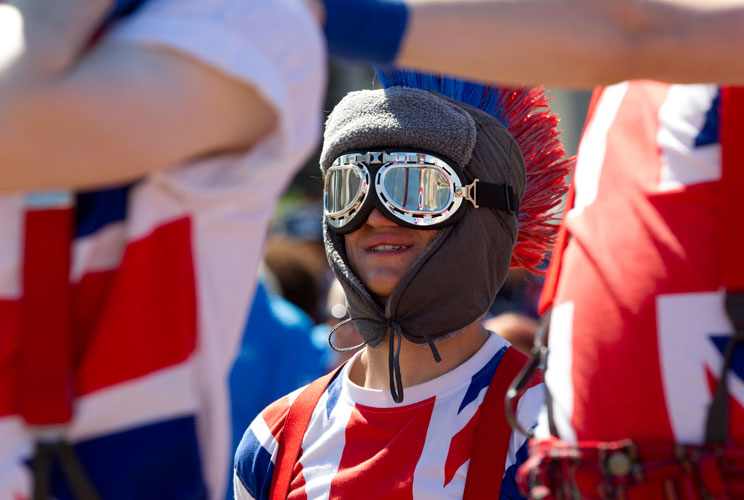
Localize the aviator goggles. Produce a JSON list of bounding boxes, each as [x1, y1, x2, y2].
[[324, 151, 519, 234]]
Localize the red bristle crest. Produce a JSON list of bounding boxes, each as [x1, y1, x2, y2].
[[493, 86, 573, 274]]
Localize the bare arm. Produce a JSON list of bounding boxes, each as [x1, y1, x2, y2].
[[0, 0, 277, 192], [393, 0, 744, 87], [306, 0, 744, 87], [397, 0, 744, 87]]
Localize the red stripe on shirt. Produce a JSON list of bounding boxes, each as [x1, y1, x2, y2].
[[444, 406, 480, 487], [329, 398, 435, 500]]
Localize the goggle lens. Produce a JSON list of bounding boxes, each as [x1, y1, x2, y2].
[[325, 167, 363, 215], [382, 166, 453, 214]]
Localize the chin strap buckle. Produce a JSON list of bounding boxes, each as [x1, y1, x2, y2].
[[455, 178, 480, 209]]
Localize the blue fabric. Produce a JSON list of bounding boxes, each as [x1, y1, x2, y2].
[[458, 345, 508, 414], [103, 0, 148, 27], [226, 281, 328, 499], [499, 437, 531, 499], [50, 417, 207, 500], [325, 371, 344, 419], [711, 334, 744, 381], [234, 428, 275, 500], [324, 0, 408, 64], [695, 88, 721, 148], [75, 185, 132, 237]]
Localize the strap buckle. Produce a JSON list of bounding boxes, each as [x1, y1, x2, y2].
[[455, 179, 480, 209]]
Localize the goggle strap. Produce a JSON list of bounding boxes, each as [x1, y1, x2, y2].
[[463, 181, 519, 214]]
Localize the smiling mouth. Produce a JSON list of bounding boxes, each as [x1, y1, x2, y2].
[[368, 244, 409, 253]]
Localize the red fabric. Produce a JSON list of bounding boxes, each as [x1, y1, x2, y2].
[[2, 216, 197, 420], [463, 346, 528, 500], [270, 365, 344, 500], [18, 207, 74, 425], [329, 398, 435, 499], [445, 404, 482, 487], [719, 87, 744, 291], [72, 218, 196, 395], [0, 300, 20, 416]]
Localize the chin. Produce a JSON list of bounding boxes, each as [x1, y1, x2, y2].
[[364, 276, 400, 299]]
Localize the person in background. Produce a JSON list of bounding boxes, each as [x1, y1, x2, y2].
[[264, 207, 330, 324], [0, 0, 325, 498]]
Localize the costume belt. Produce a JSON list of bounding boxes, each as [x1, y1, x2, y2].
[[518, 438, 744, 500]]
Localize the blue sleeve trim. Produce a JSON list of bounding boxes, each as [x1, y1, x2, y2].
[[324, 0, 409, 65]]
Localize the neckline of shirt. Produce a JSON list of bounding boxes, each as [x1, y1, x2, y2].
[[340, 331, 508, 409]]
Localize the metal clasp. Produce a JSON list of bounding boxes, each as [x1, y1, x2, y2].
[[455, 178, 479, 208]]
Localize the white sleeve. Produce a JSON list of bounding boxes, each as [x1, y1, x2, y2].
[[105, 0, 327, 199]]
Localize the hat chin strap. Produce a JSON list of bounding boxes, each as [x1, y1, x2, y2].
[[327, 312, 442, 404]]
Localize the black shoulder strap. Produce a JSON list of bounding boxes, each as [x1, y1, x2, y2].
[[705, 86, 744, 444]]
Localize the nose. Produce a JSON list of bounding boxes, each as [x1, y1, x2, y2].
[[365, 208, 397, 228]]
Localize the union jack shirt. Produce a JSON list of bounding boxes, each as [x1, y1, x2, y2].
[[234, 333, 543, 500], [0, 0, 326, 498], [539, 82, 744, 445]]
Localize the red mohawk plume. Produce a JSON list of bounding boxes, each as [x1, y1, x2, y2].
[[494, 86, 573, 273]]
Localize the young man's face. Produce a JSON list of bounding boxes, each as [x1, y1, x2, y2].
[[344, 208, 439, 300]]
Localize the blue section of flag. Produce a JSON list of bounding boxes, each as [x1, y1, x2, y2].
[[695, 89, 721, 148], [234, 428, 275, 500], [458, 345, 508, 414], [499, 437, 530, 499], [75, 185, 132, 238], [50, 416, 207, 500], [710, 334, 744, 381], [325, 370, 343, 419]]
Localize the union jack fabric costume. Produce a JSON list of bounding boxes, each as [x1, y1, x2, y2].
[[0, 0, 326, 498], [539, 82, 743, 445], [521, 82, 744, 498], [234, 333, 543, 500]]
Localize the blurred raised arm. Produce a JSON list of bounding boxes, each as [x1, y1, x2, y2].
[[0, 0, 280, 191], [309, 0, 744, 87], [397, 0, 744, 87]]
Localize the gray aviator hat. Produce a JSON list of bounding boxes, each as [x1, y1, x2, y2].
[[321, 87, 527, 402]]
